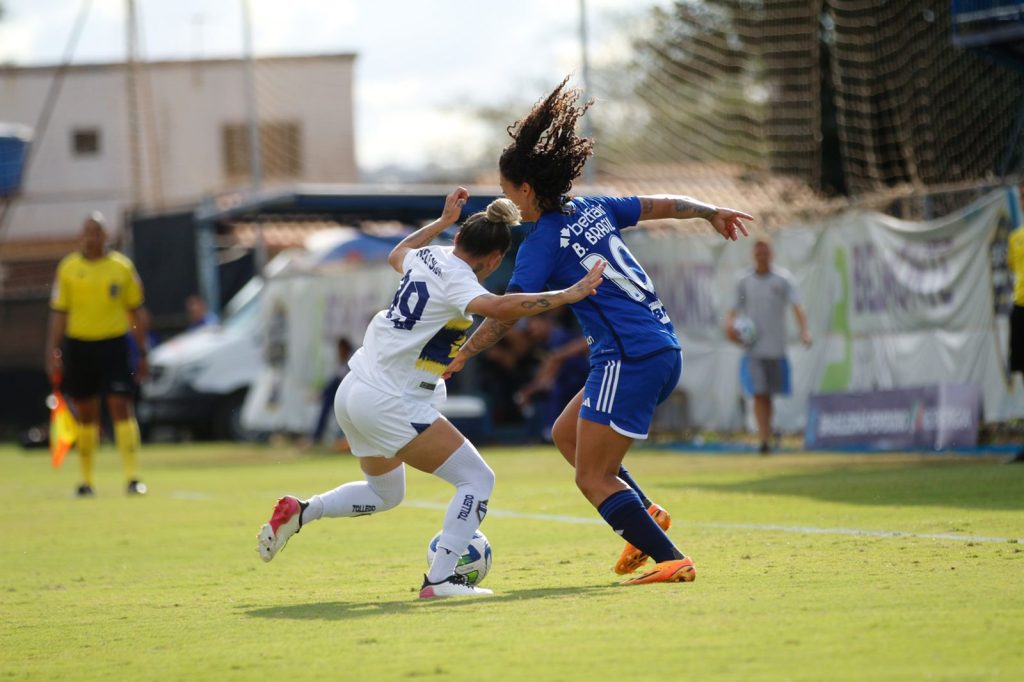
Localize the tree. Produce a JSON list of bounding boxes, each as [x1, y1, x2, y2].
[[612, 0, 1024, 198], [592, 1, 827, 190]]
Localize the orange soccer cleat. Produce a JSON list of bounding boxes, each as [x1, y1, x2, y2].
[[614, 503, 673, 575], [619, 557, 696, 585]]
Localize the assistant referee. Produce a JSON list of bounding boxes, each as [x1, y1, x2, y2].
[[45, 213, 151, 496]]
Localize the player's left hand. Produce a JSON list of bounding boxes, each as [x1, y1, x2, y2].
[[708, 207, 753, 241], [443, 354, 467, 380]]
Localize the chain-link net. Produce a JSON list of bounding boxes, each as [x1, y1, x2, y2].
[[591, 0, 1024, 222]]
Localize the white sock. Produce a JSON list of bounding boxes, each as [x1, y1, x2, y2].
[[301, 464, 406, 525], [425, 441, 495, 583]]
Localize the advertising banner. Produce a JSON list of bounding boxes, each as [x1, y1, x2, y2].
[[626, 188, 1024, 433], [241, 188, 1023, 439], [805, 383, 982, 450]]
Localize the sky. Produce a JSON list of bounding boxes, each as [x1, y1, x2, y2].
[[0, 0, 671, 172]]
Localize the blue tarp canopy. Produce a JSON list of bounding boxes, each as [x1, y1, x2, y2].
[[0, 123, 32, 198], [311, 232, 407, 265]]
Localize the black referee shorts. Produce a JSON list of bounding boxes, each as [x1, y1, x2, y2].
[[1011, 305, 1024, 375], [62, 335, 135, 399]]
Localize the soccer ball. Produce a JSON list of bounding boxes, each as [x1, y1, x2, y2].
[[426, 530, 492, 585], [732, 315, 758, 347]]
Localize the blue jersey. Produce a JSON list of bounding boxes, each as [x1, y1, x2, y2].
[[507, 196, 680, 361]]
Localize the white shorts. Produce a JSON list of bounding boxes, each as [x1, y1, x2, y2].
[[333, 373, 441, 457]]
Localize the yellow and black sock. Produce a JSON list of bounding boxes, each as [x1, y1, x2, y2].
[[77, 422, 100, 488], [114, 418, 141, 483]]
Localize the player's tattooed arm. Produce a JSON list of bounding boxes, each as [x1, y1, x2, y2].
[[638, 197, 656, 218], [635, 194, 753, 241], [447, 262, 606, 379], [465, 260, 605, 323], [519, 297, 552, 310], [673, 197, 718, 219], [636, 195, 718, 221], [463, 318, 516, 359], [444, 318, 516, 379]]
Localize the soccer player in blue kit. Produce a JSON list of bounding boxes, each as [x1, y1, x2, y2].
[[447, 77, 753, 585]]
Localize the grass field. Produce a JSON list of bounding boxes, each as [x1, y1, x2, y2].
[[2, 442, 1023, 681]]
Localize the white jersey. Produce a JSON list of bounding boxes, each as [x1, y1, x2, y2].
[[348, 246, 489, 398]]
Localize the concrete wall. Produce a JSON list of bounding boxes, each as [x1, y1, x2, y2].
[[0, 54, 356, 241]]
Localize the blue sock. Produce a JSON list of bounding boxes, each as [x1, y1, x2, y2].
[[617, 466, 652, 507], [597, 489, 682, 563]]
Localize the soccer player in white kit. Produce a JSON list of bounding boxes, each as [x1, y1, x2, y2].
[[257, 187, 605, 598]]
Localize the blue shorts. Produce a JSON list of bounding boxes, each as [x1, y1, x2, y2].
[[579, 350, 683, 439], [739, 356, 791, 397]]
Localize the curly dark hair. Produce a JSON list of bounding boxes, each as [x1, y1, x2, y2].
[[499, 76, 594, 213]]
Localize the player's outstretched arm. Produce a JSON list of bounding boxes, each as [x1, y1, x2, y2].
[[465, 259, 605, 323], [636, 195, 753, 242], [387, 186, 469, 272], [444, 261, 606, 379]]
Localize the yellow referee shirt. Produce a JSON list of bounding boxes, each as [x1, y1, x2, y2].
[[1011, 228, 1024, 307], [50, 251, 144, 341]]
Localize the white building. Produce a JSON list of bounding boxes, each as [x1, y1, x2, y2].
[[0, 53, 357, 242]]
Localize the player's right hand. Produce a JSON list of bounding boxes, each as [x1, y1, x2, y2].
[[565, 259, 606, 303], [709, 207, 753, 241], [441, 186, 470, 225]]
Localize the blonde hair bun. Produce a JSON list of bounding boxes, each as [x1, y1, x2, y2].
[[485, 198, 522, 227]]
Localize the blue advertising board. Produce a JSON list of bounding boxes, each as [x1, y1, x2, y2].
[[805, 384, 982, 451]]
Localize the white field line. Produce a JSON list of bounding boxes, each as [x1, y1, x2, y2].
[[170, 490, 214, 500], [405, 500, 1024, 545]]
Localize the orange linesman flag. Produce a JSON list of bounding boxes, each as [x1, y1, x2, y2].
[[48, 370, 77, 469]]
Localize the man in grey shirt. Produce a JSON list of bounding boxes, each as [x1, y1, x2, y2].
[[725, 236, 811, 454]]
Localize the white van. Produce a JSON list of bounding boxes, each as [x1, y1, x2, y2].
[[137, 236, 394, 441], [139, 234, 490, 442], [138, 273, 265, 441]]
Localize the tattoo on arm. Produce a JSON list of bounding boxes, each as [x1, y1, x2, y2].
[[520, 297, 551, 310], [638, 196, 717, 221], [463, 318, 514, 357], [673, 197, 717, 220], [639, 197, 655, 219]]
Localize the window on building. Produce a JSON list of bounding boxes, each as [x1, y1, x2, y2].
[[222, 121, 303, 180], [72, 128, 100, 157]]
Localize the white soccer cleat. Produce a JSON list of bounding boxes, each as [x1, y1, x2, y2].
[[418, 574, 494, 599], [257, 495, 304, 563]]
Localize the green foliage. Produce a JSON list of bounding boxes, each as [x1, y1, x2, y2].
[[2, 443, 1022, 680]]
